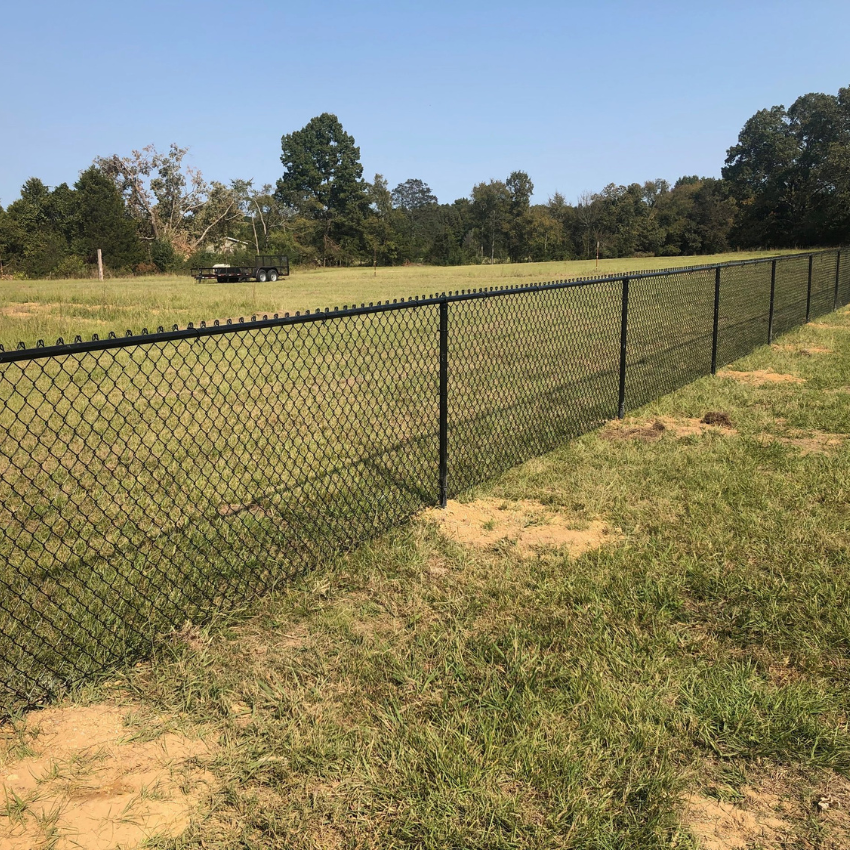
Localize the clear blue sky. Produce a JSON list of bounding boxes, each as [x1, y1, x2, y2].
[[2, 0, 849, 208]]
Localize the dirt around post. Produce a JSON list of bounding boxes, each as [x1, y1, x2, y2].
[[422, 497, 620, 557]]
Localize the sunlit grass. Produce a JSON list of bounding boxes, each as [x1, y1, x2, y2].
[[0, 250, 796, 349], [67, 303, 850, 849]]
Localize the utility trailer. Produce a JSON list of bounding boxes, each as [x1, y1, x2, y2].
[[192, 255, 290, 283]]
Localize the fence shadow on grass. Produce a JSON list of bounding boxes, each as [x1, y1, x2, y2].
[[0, 248, 848, 712]]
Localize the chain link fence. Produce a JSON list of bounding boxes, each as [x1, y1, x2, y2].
[[0, 249, 847, 711]]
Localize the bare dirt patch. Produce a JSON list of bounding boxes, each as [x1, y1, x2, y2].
[[717, 369, 805, 385], [0, 703, 214, 850], [684, 790, 791, 849], [684, 770, 850, 850], [603, 415, 735, 442], [422, 498, 619, 557], [772, 343, 832, 355]]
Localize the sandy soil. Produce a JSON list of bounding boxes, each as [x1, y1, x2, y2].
[[422, 498, 619, 557], [684, 770, 850, 849], [0, 703, 214, 850], [717, 370, 805, 385]]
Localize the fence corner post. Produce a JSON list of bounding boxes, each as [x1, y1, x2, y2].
[[711, 266, 721, 375], [618, 277, 629, 419], [438, 297, 449, 508], [768, 259, 777, 344]]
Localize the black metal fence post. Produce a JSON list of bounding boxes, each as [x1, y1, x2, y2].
[[438, 297, 449, 508], [835, 250, 842, 311], [806, 254, 813, 323], [768, 259, 777, 343], [618, 277, 629, 419], [711, 266, 721, 374]]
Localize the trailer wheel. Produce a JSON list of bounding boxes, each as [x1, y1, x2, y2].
[[268, 269, 278, 282], [256, 269, 268, 282]]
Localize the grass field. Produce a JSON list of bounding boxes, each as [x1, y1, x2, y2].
[[6, 302, 849, 848], [0, 251, 795, 350], [0, 251, 846, 711]]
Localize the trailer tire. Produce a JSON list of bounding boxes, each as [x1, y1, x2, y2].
[[256, 269, 267, 282], [268, 269, 278, 282]]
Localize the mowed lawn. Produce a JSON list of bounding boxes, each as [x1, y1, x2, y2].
[[0, 250, 794, 349], [13, 305, 848, 849]]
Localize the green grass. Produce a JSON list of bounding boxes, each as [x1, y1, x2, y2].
[[38, 303, 846, 849], [0, 251, 846, 711], [0, 250, 795, 350]]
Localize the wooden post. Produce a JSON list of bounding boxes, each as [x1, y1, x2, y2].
[[97, 249, 104, 282]]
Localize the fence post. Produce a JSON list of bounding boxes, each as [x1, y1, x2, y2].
[[618, 277, 629, 419], [834, 250, 842, 311], [711, 266, 721, 375], [767, 259, 777, 343], [438, 297, 449, 508], [806, 254, 813, 323]]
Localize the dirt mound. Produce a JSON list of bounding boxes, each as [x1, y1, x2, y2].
[[0, 703, 214, 850], [717, 370, 805, 385], [701, 411, 734, 428], [422, 498, 619, 557], [603, 415, 735, 442]]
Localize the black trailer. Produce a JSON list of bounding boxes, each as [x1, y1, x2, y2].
[[192, 255, 290, 283]]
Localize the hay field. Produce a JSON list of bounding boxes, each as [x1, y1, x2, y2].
[[0, 251, 790, 350]]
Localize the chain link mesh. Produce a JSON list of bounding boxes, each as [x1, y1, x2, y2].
[[626, 267, 716, 408], [772, 255, 809, 337], [447, 281, 622, 495], [0, 250, 844, 710]]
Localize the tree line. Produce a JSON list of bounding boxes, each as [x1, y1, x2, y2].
[[1, 84, 849, 278]]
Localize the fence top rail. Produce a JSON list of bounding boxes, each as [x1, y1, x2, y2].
[[0, 248, 839, 365]]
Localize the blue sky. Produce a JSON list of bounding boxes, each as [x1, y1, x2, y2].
[[2, 0, 849, 208]]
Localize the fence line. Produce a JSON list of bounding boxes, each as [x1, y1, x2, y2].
[[0, 248, 847, 711]]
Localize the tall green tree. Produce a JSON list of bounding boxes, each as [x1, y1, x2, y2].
[[471, 179, 510, 262], [71, 166, 142, 269], [723, 85, 850, 247], [4, 179, 74, 277], [276, 113, 368, 264], [506, 170, 534, 260]]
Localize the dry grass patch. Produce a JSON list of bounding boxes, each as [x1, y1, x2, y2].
[[0, 703, 214, 850], [772, 343, 832, 355], [758, 429, 848, 455], [602, 414, 735, 443], [422, 497, 619, 557], [717, 369, 806, 385]]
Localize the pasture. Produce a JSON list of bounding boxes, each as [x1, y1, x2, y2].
[[0, 250, 845, 709], [4, 304, 850, 848], [0, 251, 790, 349]]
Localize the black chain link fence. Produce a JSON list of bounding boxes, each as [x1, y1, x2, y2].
[[0, 249, 846, 712]]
